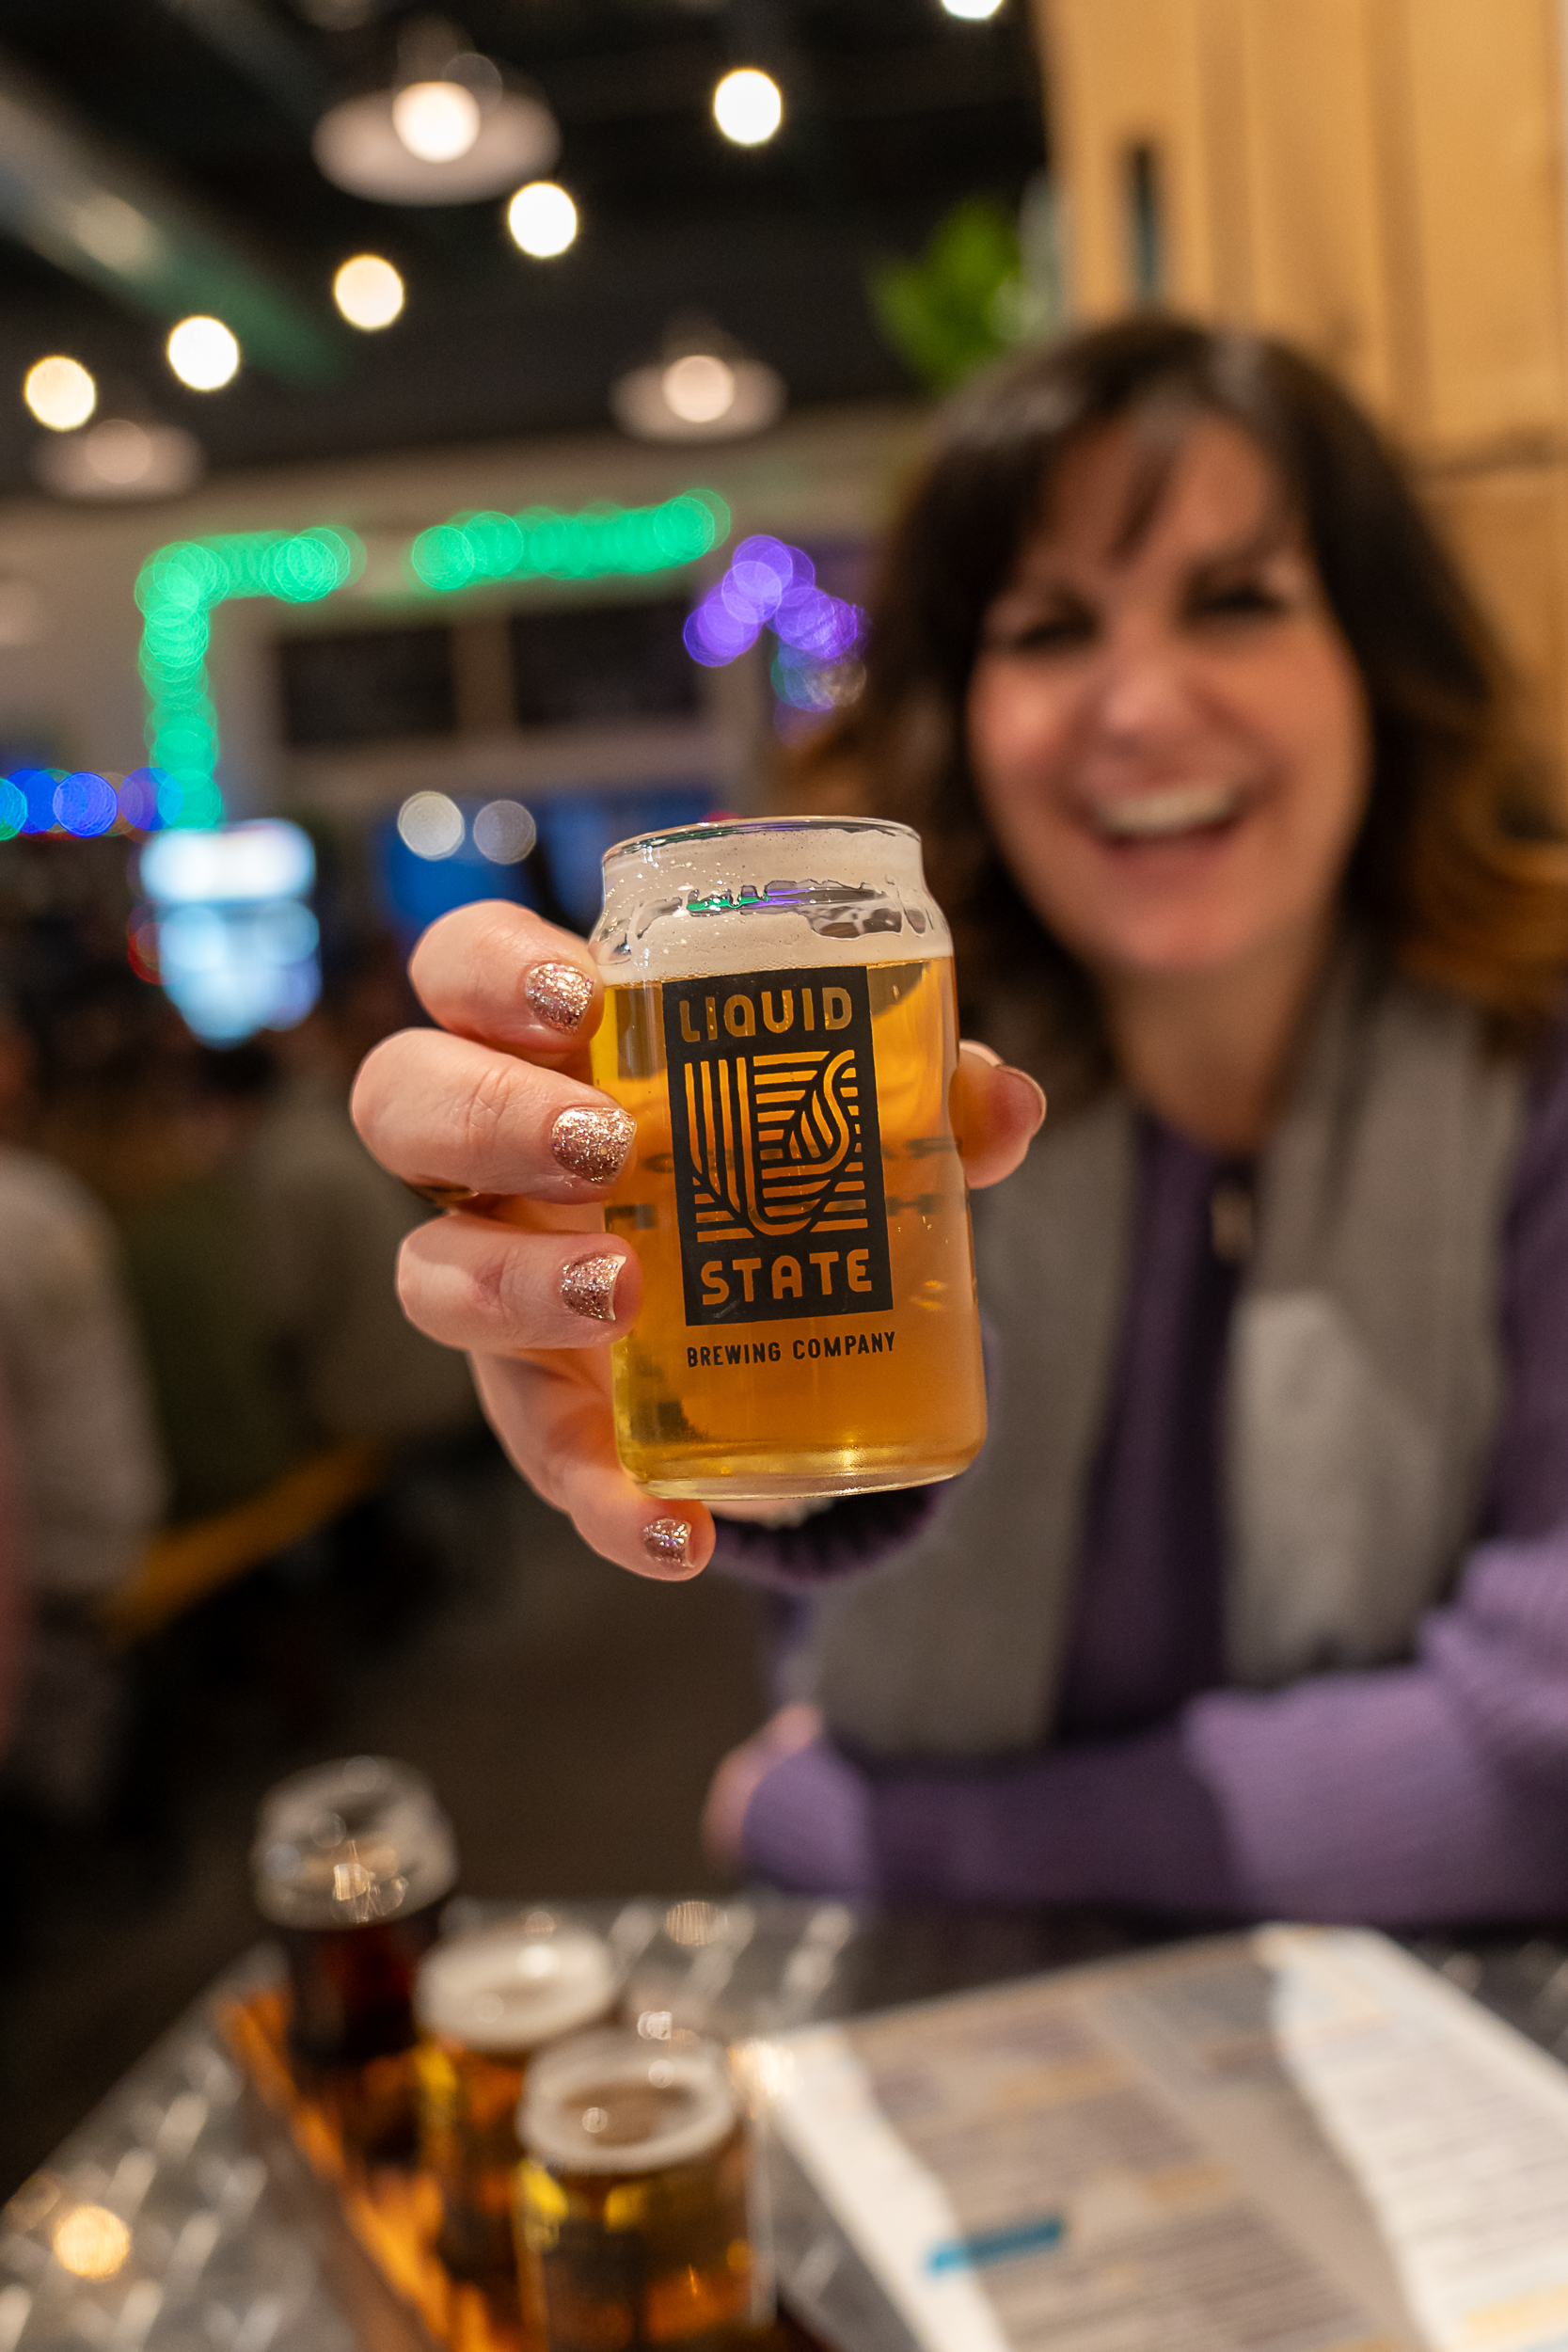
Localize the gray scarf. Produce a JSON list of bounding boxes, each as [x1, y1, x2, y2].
[[801, 956, 1527, 1758]]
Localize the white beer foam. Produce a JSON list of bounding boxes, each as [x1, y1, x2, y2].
[[416, 1922, 616, 2054], [593, 818, 952, 980], [520, 2030, 737, 2175]]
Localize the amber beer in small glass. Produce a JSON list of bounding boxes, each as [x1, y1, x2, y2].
[[587, 818, 986, 1499], [515, 2029, 758, 2351], [414, 1918, 617, 2298], [251, 1756, 457, 2164]]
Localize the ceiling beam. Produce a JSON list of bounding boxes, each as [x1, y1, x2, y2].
[[0, 40, 341, 383], [157, 0, 331, 133]]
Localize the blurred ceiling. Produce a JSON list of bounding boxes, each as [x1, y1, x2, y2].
[[0, 0, 1046, 497]]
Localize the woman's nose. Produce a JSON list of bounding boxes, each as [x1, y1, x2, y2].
[[1092, 628, 1201, 742]]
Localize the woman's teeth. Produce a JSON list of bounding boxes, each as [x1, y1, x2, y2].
[[1091, 784, 1243, 841]]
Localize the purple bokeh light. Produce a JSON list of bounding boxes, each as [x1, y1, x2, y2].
[[119, 769, 173, 832], [685, 536, 863, 678], [683, 595, 759, 665]]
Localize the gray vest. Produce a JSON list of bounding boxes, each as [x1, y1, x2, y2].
[[801, 957, 1527, 1758]]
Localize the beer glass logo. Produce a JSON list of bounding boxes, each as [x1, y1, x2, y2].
[[664, 964, 894, 1325]]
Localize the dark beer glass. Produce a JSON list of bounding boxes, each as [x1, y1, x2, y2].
[[252, 1755, 457, 2163], [515, 2029, 757, 2351], [586, 818, 986, 1502], [415, 1918, 617, 2298]]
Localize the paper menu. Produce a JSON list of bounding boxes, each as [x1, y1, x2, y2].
[[765, 1929, 1568, 2352]]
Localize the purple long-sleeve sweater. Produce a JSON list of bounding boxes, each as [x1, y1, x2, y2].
[[713, 1026, 1568, 1927]]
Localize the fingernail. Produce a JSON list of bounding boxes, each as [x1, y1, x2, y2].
[[959, 1040, 1003, 1068], [550, 1104, 635, 1184], [526, 961, 594, 1033], [1002, 1065, 1048, 1133], [561, 1251, 626, 1322], [641, 1517, 692, 1568]]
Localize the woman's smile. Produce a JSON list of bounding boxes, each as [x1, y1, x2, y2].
[[1081, 777, 1253, 845]]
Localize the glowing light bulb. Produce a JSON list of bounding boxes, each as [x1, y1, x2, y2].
[[167, 316, 240, 390], [472, 800, 536, 863], [662, 354, 736, 424], [941, 0, 1006, 15], [506, 181, 578, 258], [397, 791, 465, 859], [391, 79, 482, 162], [24, 355, 96, 431], [82, 420, 153, 485], [334, 253, 405, 329], [53, 2205, 131, 2280], [713, 68, 783, 146]]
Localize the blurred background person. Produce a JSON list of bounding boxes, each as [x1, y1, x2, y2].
[[242, 930, 478, 1462], [0, 991, 165, 1819]]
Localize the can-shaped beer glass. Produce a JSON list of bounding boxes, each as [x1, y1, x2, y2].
[[515, 2028, 757, 2350], [588, 818, 986, 1500], [252, 1755, 457, 2162], [415, 1918, 618, 2295]]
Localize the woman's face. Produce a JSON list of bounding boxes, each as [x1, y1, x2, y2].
[[967, 418, 1371, 987]]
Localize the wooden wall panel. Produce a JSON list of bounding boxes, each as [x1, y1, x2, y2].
[[1032, 0, 1568, 759], [1036, 0, 1568, 447], [1423, 461, 1568, 751], [1040, 0, 1217, 316], [1231, 0, 1398, 415], [1395, 0, 1568, 448]]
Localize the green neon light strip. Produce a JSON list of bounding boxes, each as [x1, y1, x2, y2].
[[136, 489, 731, 829], [136, 526, 362, 831], [409, 489, 727, 593]]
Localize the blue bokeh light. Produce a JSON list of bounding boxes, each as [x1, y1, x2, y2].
[[54, 771, 119, 837], [12, 768, 60, 834], [139, 818, 322, 1044]]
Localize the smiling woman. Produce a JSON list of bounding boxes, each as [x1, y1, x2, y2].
[[795, 319, 1568, 1119], [681, 318, 1568, 1925]]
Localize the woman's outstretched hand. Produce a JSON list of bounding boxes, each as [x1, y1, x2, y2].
[[351, 901, 1046, 1581]]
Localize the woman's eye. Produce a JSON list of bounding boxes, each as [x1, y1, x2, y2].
[[1190, 579, 1287, 623], [993, 609, 1096, 655]]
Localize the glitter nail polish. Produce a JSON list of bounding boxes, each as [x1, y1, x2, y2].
[[525, 961, 594, 1032], [560, 1252, 626, 1322], [550, 1105, 635, 1184], [641, 1518, 692, 1568]]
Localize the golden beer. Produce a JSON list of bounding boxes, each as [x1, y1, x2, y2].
[[587, 819, 986, 1500], [515, 2030, 758, 2351], [415, 1919, 617, 2296]]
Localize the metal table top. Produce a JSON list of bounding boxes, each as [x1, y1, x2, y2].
[[1, 1899, 1562, 2352]]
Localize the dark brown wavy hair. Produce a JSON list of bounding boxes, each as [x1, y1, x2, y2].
[[785, 316, 1568, 1092]]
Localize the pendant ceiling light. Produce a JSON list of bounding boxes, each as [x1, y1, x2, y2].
[[611, 320, 785, 443], [34, 418, 204, 502], [313, 15, 559, 204]]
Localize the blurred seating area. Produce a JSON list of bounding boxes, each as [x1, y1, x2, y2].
[[0, 0, 1038, 2181], [0, 831, 465, 1860], [0, 817, 778, 2195]]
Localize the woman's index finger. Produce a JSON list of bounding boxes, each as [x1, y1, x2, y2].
[[408, 899, 603, 1057]]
